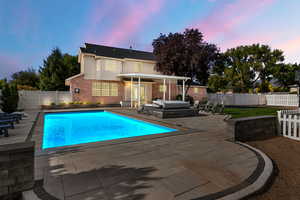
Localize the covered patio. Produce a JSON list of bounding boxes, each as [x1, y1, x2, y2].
[[118, 73, 190, 108]]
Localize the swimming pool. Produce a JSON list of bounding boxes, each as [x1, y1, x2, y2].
[[43, 111, 176, 149]]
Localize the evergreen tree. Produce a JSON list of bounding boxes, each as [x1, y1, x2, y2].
[[39, 48, 79, 91], [0, 81, 19, 113]]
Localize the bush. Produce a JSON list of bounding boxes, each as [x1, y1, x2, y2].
[[0, 82, 19, 113], [176, 94, 194, 105]]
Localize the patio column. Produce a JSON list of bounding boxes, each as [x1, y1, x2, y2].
[[138, 76, 141, 107], [182, 80, 185, 102], [163, 78, 166, 101], [168, 79, 171, 100], [130, 77, 133, 108]]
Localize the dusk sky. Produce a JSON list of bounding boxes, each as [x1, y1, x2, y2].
[[0, 0, 299, 79]]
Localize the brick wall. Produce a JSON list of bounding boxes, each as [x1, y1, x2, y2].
[[0, 142, 35, 199], [69, 75, 207, 104], [69, 75, 124, 104], [227, 116, 278, 142]]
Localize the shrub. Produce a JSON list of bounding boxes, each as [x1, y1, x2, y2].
[[50, 102, 56, 106], [0, 82, 19, 113], [176, 94, 194, 105]]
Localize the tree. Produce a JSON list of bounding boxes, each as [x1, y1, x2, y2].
[[0, 79, 5, 89], [0, 81, 19, 113], [217, 44, 284, 93], [152, 29, 219, 93], [272, 63, 300, 89], [208, 75, 229, 93], [39, 48, 80, 91], [11, 68, 40, 89]]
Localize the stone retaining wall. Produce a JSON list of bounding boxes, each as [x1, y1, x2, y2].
[[0, 141, 35, 199], [227, 116, 278, 142]]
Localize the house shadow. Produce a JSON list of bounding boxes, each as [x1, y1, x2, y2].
[[44, 163, 162, 200]]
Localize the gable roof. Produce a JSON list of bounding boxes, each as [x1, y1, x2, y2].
[[80, 43, 156, 61]]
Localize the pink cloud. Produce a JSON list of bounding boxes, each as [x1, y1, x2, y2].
[[190, 0, 276, 41], [278, 37, 300, 54], [84, 0, 117, 43], [100, 0, 165, 46]]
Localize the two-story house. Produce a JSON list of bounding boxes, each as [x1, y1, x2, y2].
[[65, 43, 207, 106]]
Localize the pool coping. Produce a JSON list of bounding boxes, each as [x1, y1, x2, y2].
[[30, 109, 274, 200], [34, 109, 198, 155], [30, 140, 274, 200]]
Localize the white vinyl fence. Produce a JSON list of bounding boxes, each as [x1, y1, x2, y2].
[[208, 93, 299, 107], [18, 90, 72, 109], [266, 94, 299, 107], [277, 110, 300, 141], [207, 93, 266, 106]]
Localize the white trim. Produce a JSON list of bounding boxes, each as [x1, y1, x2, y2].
[[117, 73, 190, 80], [65, 73, 84, 82], [123, 58, 156, 64]]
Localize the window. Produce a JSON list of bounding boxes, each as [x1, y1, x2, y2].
[[159, 85, 166, 93], [92, 82, 118, 96], [104, 60, 119, 72], [133, 62, 141, 72], [194, 87, 199, 93], [96, 60, 101, 71]]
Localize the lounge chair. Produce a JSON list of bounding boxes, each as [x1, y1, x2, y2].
[[0, 115, 19, 123], [0, 113, 22, 120], [0, 119, 15, 129], [0, 124, 10, 137]]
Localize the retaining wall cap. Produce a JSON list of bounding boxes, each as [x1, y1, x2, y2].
[[228, 115, 276, 124], [0, 141, 35, 153]]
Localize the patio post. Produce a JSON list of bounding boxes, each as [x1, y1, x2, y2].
[[163, 78, 166, 101], [130, 77, 133, 108], [182, 80, 185, 102], [138, 76, 141, 107], [168, 79, 171, 100]]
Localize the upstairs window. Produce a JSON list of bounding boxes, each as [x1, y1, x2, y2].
[[103, 60, 119, 72]]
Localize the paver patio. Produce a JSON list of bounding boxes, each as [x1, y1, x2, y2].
[[31, 108, 259, 200]]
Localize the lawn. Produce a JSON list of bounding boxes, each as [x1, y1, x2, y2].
[[224, 107, 281, 119]]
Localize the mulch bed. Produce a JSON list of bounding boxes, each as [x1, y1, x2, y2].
[[246, 136, 300, 200]]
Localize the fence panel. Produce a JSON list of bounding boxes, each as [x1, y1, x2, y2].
[[266, 94, 298, 107], [207, 93, 266, 106], [277, 110, 300, 141], [18, 90, 72, 109]]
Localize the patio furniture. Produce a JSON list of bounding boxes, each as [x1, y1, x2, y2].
[[0, 115, 20, 123], [0, 113, 22, 120], [0, 124, 10, 137], [0, 119, 15, 129]]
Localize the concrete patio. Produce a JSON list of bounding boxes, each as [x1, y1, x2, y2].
[[30, 109, 263, 200]]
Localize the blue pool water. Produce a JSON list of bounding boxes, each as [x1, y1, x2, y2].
[[43, 111, 176, 149]]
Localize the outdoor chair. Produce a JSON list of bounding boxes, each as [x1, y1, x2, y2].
[[211, 103, 224, 114], [0, 113, 22, 120], [0, 124, 10, 137], [0, 115, 20, 123], [0, 119, 15, 129]]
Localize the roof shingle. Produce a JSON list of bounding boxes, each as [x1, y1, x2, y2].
[[81, 43, 156, 61]]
